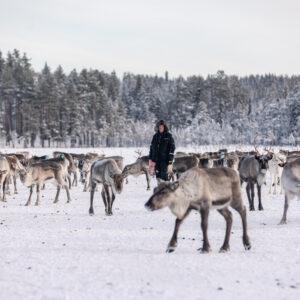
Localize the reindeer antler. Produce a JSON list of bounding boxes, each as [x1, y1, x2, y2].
[[264, 146, 273, 155], [135, 149, 142, 158], [253, 134, 261, 155]]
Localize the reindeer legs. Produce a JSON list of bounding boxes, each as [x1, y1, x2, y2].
[[89, 182, 97, 215], [13, 175, 17, 194], [200, 207, 211, 253], [257, 184, 263, 210], [101, 185, 109, 215], [53, 186, 61, 203], [105, 185, 113, 216], [144, 170, 150, 190], [279, 193, 290, 225], [166, 208, 191, 253], [35, 183, 41, 206], [25, 186, 34, 206], [246, 182, 254, 211], [218, 207, 233, 252]]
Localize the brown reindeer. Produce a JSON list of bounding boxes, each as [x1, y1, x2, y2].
[[145, 167, 251, 253]]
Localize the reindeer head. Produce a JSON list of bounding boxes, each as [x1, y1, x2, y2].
[[145, 181, 179, 211], [19, 169, 27, 184], [135, 149, 142, 159], [111, 173, 124, 194], [122, 165, 131, 177], [255, 153, 273, 173]]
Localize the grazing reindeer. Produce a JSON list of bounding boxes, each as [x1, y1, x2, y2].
[[78, 153, 103, 187], [239, 153, 273, 211], [82, 155, 123, 192], [278, 158, 300, 224], [89, 159, 124, 216], [19, 159, 71, 206], [122, 156, 151, 190], [145, 167, 251, 253]]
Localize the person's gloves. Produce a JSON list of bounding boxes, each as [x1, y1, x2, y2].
[[167, 164, 173, 175], [149, 160, 156, 176]]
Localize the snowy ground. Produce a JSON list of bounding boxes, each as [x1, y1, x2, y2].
[[1, 147, 300, 300]]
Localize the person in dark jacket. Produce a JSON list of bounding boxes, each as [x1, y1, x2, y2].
[[149, 120, 175, 182]]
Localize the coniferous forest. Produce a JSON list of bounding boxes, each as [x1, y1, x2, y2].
[[0, 49, 299, 148]]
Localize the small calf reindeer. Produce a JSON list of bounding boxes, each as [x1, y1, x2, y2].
[[145, 167, 251, 253]]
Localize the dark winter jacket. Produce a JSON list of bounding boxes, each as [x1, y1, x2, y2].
[[149, 130, 175, 165]]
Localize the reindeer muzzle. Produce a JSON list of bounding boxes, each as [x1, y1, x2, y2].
[[145, 200, 155, 211]]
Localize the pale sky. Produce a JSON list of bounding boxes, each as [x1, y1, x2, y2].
[[1, 0, 300, 77]]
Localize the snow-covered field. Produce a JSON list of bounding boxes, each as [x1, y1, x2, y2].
[[1, 147, 300, 300]]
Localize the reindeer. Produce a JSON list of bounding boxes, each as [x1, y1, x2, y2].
[[0, 156, 10, 201], [145, 167, 251, 253], [89, 159, 124, 216], [278, 158, 300, 224], [53, 151, 77, 188], [78, 153, 104, 189], [122, 156, 151, 190], [175, 152, 188, 158], [239, 151, 273, 211], [172, 155, 199, 179], [266, 148, 286, 195], [19, 159, 71, 206], [2, 154, 24, 197], [82, 155, 123, 192]]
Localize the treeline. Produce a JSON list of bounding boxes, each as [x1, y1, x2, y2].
[[0, 49, 299, 148]]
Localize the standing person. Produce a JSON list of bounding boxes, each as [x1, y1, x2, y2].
[[149, 120, 175, 183]]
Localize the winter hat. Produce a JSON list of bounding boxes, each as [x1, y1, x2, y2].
[[155, 120, 169, 132]]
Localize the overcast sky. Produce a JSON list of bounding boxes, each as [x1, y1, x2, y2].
[[1, 0, 300, 77]]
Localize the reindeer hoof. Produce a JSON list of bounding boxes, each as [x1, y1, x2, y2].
[[166, 246, 176, 253], [219, 246, 230, 253], [89, 209, 94, 215], [278, 219, 287, 225], [258, 206, 264, 211], [244, 243, 251, 250], [34, 202, 39, 206], [249, 207, 255, 211], [105, 211, 113, 216], [24, 203, 30, 206], [198, 247, 211, 254], [147, 187, 150, 191]]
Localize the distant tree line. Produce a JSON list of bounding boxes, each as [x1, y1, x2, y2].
[[0, 49, 299, 148]]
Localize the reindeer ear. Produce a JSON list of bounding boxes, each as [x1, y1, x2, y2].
[[170, 181, 179, 191]]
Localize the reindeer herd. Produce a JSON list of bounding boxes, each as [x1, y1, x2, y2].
[[0, 147, 299, 253]]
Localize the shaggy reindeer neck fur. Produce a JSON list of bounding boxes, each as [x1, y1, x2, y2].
[[167, 169, 204, 219]]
